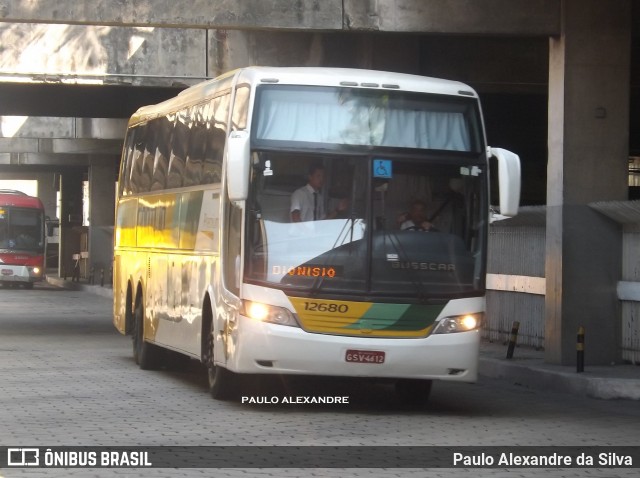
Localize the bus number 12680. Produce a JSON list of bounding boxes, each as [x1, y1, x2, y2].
[[304, 302, 349, 313]]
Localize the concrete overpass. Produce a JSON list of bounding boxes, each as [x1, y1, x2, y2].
[[0, 0, 638, 366]]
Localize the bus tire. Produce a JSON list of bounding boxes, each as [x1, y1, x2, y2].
[[395, 379, 433, 406], [132, 299, 161, 370], [204, 327, 237, 401]]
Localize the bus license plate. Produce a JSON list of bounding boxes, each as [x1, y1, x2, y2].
[[345, 349, 385, 364]]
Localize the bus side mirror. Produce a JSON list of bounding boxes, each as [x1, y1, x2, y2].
[[226, 130, 250, 201], [489, 147, 521, 217]]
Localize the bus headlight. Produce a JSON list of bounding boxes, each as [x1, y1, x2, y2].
[[433, 313, 483, 334], [242, 300, 299, 327], [29, 267, 41, 276]]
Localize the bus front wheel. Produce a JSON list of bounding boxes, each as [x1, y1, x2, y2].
[[205, 328, 238, 401]]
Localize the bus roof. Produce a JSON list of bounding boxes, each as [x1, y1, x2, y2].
[[234, 67, 477, 97], [0, 190, 44, 210], [129, 67, 478, 125]]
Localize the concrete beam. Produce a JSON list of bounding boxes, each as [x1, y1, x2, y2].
[[0, 116, 125, 163], [344, 0, 560, 35], [0, 138, 122, 155], [0, 24, 207, 84], [0, 0, 560, 35], [1, 117, 126, 139], [0, 0, 343, 30], [0, 152, 117, 167]]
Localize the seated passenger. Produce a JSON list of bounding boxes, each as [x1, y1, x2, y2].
[[397, 199, 437, 231]]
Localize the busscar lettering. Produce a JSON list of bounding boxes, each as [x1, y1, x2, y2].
[[391, 261, 455, 271]]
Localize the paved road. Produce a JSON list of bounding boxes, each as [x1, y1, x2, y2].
[[1, 283, 639, 478]]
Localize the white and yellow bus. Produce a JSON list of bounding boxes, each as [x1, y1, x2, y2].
[[113, 67, 520, 402]]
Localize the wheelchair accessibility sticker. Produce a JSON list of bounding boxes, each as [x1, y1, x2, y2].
[[373, 159, 392, 179]]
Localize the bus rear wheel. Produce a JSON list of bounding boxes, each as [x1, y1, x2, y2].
[[132, 300, 161, 370], [205, 327, 238, 401], [395, 379, 433, 406]]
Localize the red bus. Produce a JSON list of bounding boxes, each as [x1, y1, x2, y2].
[[0, 190, 46, 289]]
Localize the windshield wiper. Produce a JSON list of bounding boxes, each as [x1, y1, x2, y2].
[[308, 217, 359, 295]]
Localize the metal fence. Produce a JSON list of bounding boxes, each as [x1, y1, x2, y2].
[[485, 203, 640, 364], [485, 209, 546, 349]]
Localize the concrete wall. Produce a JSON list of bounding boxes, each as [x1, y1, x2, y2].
[[0, 0, 559, 35], [0, 23, 207, 86]]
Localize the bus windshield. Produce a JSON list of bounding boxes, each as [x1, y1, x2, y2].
[[245, 153, 486, 299], [0, 207, 45, 253], [254, 85, 482, 152]]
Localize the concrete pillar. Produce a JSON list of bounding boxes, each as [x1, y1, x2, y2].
[[59, 170, 84, 278], [88, 161, 116, 279], [36, 173, 57, 220], [37, 173, 59, 270], [545, 0, 630, 365]]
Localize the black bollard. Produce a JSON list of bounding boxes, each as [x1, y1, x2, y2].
[[577, 326, 585, 373], [89, 266, 95, 285], [100, 268, 105, 287], [506, 321, 520, 359]]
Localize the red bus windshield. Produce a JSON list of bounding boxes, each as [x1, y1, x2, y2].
[[0, 194, 45, 254]]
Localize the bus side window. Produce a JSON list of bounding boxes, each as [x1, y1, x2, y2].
[[203, 93, 229, 185], [141, 123, 156, 193], [168, 109, 189, 189], [119, 132, 135, 196], [129, 125, 147, 195], [185, 103, 206, 187], [231, 86, 250, 131], [151, 116, 172, 191]]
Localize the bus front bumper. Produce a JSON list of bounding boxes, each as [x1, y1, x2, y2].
[[0, 265, 43, 284], [226, 315, 479, 382]]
